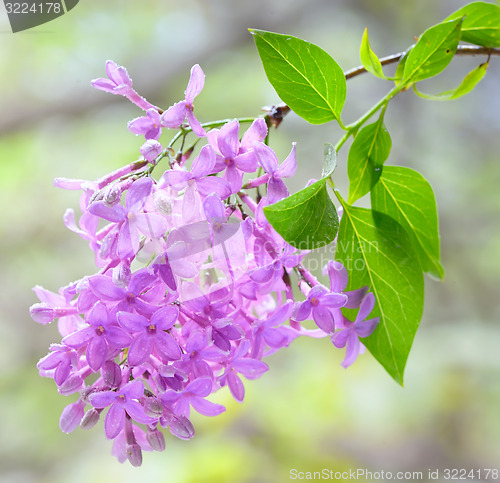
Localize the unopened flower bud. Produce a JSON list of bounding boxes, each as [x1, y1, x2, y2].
[[102, 184, 122, 206], [101, 361, 122, 388], [59, 400, 85, 433], [143, 396, 164, 417], [29, 303, 55, 324], [99, 233, 114, 259], [112, 263, 131, 287], [147, 428, 166, 452], [140, 139, 163, 163], [169, 414, 195, 440], [154, 191, 173, 216], [80, 408, 101, 430], [58, 374, 84, 396], [126, 443, 143, 467]]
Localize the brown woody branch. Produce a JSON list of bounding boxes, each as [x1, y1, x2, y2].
[[265, 45, 500, 127], [344, 45, 500, 79]]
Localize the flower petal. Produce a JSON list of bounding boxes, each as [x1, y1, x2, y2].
[[253, 141, 278, 174], [134, 212, 168, 238], [233, 358, 269, 378], [293, 300, 312, 322], [62, 326, 94, 348], [151, 306, 179, 330], [217, 119, 239, 159], [185, 377, 212, 397], [275, 142, 297, 178], [326, 260, 348, 293], [190, 396, 225, 417], [128, 333, 153, 366], [105, 403, 125, 439], [125, 400, 156, 425], [185, 64, 205, 104], [331, 327, 350, 349], [163, 170, 192, 192], [128, 116, 154, 136], [186, 109, 206, 137], [154, 331, 182, 361], [356, 292, 376, 323], [89, 275, 125, 301], [87, 336, 108, 371], [249, 264, 275, 284], [90, 390, 117, 409], [223, 166, 243, 194], [267, 177, 288, 204], [106, 326, 133, 348], [321, 293, 348, 308], [354, 317, 379, 338], [121, 380, 145, 399], [191, 144, 216, 178], [240, 118, 267, 149], [227, 371, 245, 403], [312, 306, 335, 333], [345, 286, 369, 309], [342, 332, 361, 368], [126, 177, 152, 213], [161, 101, 187, 128], [117, 311, 148, 333], [88, 201, 127, 223], [263, 328, 289, 348], [87, 301, 109, 327], [196, 177, 231, 199], [203, 193, 225, 220], [234, 151, 258, 172], [128, 268, 157, 294]]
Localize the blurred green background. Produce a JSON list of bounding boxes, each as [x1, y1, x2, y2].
[[1, 1, 499, 482]]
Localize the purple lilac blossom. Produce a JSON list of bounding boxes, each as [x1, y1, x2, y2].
[[88, 177, 168, 259], [91, 60, 157, 111], [62, 302, 132, 371], [161, 64, 206, 137], [293, 285, 348, 333], [207, 118, 267, 194], [331, 293, 380, 368], [128, 108, 163, 140], [116, 306, 181, 365], [31, 60, 380, 467], [140, 139, 163, 163], [253, 141, 297, 203], [89, 380, 155, 439]]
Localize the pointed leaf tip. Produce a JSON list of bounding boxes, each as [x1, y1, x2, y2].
[[252, 30, 346, 125]]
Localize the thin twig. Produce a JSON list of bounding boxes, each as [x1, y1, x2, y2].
[[345, 45, 500, 79], [266, 45, 500, 127]]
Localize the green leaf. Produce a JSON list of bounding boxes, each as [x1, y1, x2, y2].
[[371, 166, 444, 279], [413, 61, 488, 100], [263, 178, 339, 249], [394, 49, 411, 84], [446, 1, 500, 47], [335, 203, 424, 385], [322, 142, 337, 178], [403, 18, 462, 83], [347, 113, 391, 204], [360, 28, 386, 79], [250, 29, 346, 125]]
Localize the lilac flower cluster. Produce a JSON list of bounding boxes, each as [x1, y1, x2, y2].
[[30, 61, 379, 466]]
